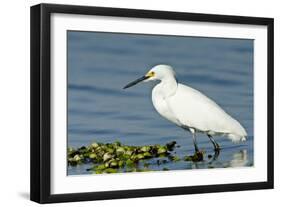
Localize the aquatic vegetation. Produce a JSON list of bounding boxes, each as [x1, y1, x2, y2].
[[68, 141, 179, 173], [67, 140, 213, 174], [184, 151, 204, 162]]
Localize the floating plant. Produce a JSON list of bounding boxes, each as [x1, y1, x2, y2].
[[68, 140, 208, 174], [68, 141, 179, 173]]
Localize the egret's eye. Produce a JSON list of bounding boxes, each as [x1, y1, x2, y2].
[[145, 71, 155, 78], [147, 71, 155, 77]]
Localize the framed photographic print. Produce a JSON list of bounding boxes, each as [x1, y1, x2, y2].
[[30, 3, 274, 203]]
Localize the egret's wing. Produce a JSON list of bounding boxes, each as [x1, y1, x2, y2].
[[167, 84, 246, 136]]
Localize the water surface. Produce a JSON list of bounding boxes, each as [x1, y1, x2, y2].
[[67, 31, 253, 175]]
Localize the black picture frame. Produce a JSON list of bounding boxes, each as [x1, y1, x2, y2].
[[30, 3, 274, 204]]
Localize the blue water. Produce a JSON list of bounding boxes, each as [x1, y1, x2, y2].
[[67, 31, 253, 175]]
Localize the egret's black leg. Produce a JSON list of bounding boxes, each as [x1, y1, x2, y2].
[[192, 132, 199, 153], [207, 134, 220, 152], [207, 150, 220, 163], [213, 150, 220, 159]]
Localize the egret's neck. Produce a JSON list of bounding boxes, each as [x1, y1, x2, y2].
[[158, 76, 178, 98]]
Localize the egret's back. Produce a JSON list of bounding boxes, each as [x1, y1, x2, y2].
[[167, 84, 247, 142]]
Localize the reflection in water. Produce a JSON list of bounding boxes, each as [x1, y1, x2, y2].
[[189, 149, 251, 170], [229, 150, 249, 167]]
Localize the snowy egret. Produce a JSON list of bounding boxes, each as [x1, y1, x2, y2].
[[123, 65, 247, 154]]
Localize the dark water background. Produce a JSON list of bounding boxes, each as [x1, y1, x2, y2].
[[67, 31, 254, 175]]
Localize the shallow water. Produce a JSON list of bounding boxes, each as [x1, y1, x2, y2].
[[67, 31, 253, 175]]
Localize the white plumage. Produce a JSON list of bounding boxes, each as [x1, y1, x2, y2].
[[124, 64, 247, 153]]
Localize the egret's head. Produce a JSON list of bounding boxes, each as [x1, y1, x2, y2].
[[123, 65, 176, 89]]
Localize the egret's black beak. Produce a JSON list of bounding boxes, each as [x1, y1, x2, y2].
[[123, 75, 149, 89]]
